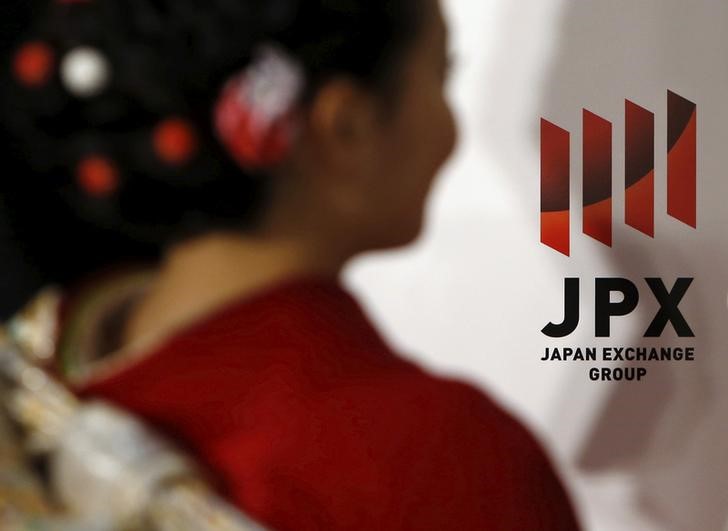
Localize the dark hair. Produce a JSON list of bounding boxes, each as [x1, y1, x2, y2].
[[0, 0, 426, 318]]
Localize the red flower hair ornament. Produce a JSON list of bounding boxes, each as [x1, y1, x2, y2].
[[214, 43, 305, 171]]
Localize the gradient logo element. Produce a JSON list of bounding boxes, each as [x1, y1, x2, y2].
[[540, 90, 697, 256]]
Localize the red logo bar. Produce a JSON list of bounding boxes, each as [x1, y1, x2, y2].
[[583, 109, 613, 247], [540, 119, 571, 256], [667, 90, 697, 228], [625, 100, 655, 237]]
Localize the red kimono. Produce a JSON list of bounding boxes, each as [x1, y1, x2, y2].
[[73, 274, 581, 530]]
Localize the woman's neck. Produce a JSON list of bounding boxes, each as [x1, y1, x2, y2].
[[122, 232, 347, 349]]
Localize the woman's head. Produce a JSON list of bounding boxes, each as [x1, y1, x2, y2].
[[286, 0, 456, 253], [0, 0, 455, 309]]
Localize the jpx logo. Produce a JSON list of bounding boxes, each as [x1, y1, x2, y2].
[[540, 90, 696, 256], [539, 91, 697, 339], [542, 277, 695, 338]]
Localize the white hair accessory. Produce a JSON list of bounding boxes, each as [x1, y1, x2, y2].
[[60, 46, 111, 98], [214, 43, 305, 169]]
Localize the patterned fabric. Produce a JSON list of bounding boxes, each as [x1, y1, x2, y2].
[[0, 310, 56, 526], [0, 392, 53, 522], [0, 276, 267, 530]]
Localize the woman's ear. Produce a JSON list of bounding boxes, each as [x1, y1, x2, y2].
[[293, 77, 383, 217], [306, 77, 379, 160]]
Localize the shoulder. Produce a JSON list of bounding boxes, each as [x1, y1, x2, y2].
[[239, 364, 580, 530], [223, 364, 537, 528]]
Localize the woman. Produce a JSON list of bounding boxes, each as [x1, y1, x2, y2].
[[0, 0, 581, 529]]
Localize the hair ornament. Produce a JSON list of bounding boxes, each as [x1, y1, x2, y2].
[[214, 43, 305, 170], [60, 46, 111, 98], [153, 118, 199, 166], [76, 155, 119, 197], [13, 41, 55, 88]]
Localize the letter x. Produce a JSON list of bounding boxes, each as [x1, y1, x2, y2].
[[644, 278, 694, 337]]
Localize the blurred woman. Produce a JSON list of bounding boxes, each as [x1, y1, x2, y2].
[[0, 0, 581, 528]]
